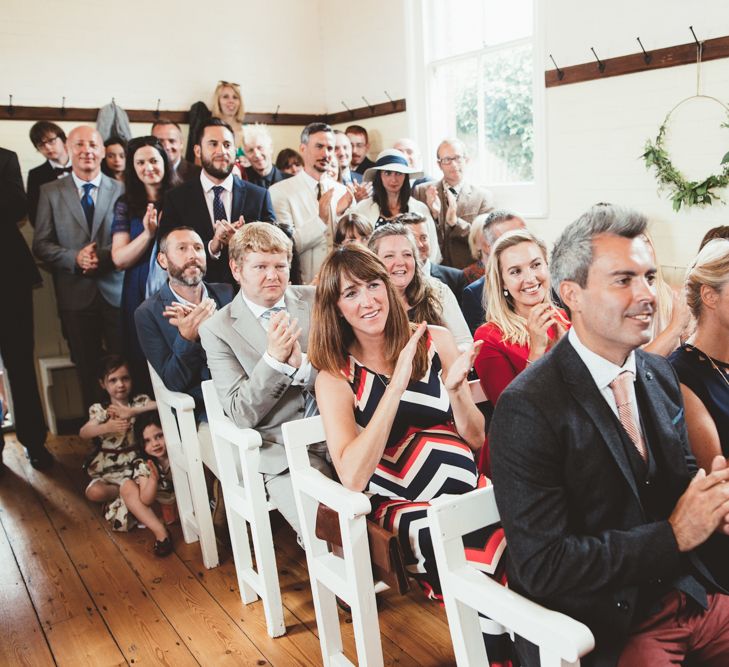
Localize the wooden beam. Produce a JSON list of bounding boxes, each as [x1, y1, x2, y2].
[[546, 34, 729, 88], [0, 99, 405, 126]]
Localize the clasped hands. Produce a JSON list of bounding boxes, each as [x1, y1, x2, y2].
[[425, 185, 458, 226], [266, 310, 303, 369], [163, 298, 217, 341], [76, 241, 99, 274]]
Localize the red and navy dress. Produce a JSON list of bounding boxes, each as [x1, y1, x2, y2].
[[343, 335, 512, 665]]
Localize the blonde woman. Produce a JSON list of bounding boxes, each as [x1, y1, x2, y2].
[[669, 239, 729, 469], [211, 80, 245, 154], [474, 229, 568, 406], [462, 213, 489, 284]]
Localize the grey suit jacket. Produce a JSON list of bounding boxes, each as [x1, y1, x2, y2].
[[32, 173, 123, 310], [199, 286, 316, 475], [413, 179, 492, 269]]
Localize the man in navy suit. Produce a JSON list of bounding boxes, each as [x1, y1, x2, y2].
[[160, 118, 276, 286], [491, 204, 729, 665]]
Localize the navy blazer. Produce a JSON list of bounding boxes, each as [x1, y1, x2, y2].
[[160, 175, 275, 285], [490, 338, 729, 666], [462, 275, 485, 334], [134, 281, 233, 414]]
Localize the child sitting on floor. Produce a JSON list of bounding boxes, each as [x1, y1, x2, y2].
[[81, 356, 156, 518], [104, 412, 176, 557]]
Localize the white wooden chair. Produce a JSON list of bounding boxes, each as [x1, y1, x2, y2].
[[428, 485, 595, 667], [281, 379, 489, 667], [147, 363, 219, 569], [201, 380, 285, 638]]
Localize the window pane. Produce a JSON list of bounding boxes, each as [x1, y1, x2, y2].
[[426, 0, 532, 60]]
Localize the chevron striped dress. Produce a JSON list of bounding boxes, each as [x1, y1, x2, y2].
[[344, 335, 513, 665]]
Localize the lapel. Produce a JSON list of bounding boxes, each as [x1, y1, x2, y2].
[[230, 292, 268, 357], [91, 175, 112, 239], [191, 181, 214, 242], [231, 176, 247, 222], [556, 338, 641, 503], [59, 174, 90, 234]]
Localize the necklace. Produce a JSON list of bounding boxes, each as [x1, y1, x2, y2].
[[686, 343, 729, 390]]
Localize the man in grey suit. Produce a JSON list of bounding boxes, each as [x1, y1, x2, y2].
[[33, 125, 123, 407], [199, 222, 331, 536], [490, 204, 729, 665]]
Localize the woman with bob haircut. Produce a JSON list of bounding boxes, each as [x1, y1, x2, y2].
[[333, 212, 373, 247], [309, 244, 512, 663], [367, 223, 472, 349], [669, 239, 729, 469]]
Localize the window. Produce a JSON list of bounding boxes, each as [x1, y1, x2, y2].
[[412, 0, 546, 216]]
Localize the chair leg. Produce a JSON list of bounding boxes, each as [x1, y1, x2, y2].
[[226, 492, 258, 604], [184, 442, 218, 569], [312, 577, 347, 667]]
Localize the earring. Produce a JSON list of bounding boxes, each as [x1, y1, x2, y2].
[[503, 289, 509, 297]]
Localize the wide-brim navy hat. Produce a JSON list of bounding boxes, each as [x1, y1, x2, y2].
[[363, 149, 423, 182]]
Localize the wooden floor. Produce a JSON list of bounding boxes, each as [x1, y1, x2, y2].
[[0, 433, 457, 666]]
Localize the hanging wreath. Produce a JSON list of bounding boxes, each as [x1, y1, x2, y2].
[[642, 102, 729, 212]]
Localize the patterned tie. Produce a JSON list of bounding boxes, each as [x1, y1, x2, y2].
[[609, 371, 647, 462], [81, 183, 95, 231], [259, 306, 287, 331], [212, 185, 227, 222]]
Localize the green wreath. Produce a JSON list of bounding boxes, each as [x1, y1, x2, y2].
[[642, 111, 729, 212]]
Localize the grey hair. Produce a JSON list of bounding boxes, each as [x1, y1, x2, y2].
[[301, 122, 333, 144], [550, 203, 648, 293], [242, 123, 273, 150], [482, 209, 521, 247]]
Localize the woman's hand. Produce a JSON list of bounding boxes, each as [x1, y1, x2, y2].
[[142, 203, 159, 237], [526, 303, 556, 356], [670, 288, 693, 339], [443, 339, 483, 391], [389, 322, 428, 394]]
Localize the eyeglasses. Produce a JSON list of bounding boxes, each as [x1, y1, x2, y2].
[[218, 80, 240, 88], [36, 135, 60, 148], [437, 155, 465, 166]]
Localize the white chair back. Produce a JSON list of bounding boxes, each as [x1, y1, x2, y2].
[[201, 380, 285, 637], [147, 363, 218, 569], [428, 486, 595, 666]]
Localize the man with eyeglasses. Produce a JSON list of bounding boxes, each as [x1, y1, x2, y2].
[[413, 138, 493, 269], [26, 122, 72, 226]]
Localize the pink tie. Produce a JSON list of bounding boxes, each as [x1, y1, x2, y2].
[[609, 371, 647, 462]]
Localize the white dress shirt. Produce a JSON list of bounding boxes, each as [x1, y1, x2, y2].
[[240, 293, 312, 384], [71, 171, 102, 203], [568, 328, 643, 431], [200, 171, 233, 225]]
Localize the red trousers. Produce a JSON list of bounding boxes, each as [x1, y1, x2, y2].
[[618, 590, 729, 666]]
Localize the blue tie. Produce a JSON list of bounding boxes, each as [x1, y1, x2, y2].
[[212, 185, 227, 222], [81, 183, 95, 230]]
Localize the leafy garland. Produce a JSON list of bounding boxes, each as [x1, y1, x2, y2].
[[642, 114, 729, 212]]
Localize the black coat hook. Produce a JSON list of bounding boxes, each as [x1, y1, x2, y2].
[[341, 100, 354, 117], [590, 47, 605, 73], [689, 26, 700, 48], [273, 104, 280, 122], [384, 90, 397, 109], [362, 96, 375, 113], [636, 37, 652, 64], [60, 96, 66, 116], [549, 54, 564, 80], [6, 94, 14, 116], [154, 98, 161, 119]]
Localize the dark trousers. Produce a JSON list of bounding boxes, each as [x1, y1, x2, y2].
[[60, 294, 122, 409], [0, 283, 47, 453]]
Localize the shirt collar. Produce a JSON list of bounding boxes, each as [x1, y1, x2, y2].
[[71, 171, 102, 189], [173, 157, 182, 170], [301, 169, 322, 191], [568, 328, 637, 391], [422, 258, 432, 275], [49, 157, 71, 169], [239, 292, 285, 320], [200, 170, 234, 193], [168, 282, 208, 307]]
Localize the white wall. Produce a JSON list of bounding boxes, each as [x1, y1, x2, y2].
[[534, 1, 729, 271]]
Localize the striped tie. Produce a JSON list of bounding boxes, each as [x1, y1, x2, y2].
[[609, 371, 647, 462], [259, 306, 287, 330]]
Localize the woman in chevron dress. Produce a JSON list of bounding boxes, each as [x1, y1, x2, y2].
[[309, 244, 512, 665]]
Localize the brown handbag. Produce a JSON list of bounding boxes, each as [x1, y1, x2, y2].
[[315, 502, 411, 595]]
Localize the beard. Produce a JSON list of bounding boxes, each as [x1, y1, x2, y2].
[[201, 153, 234, 180], [167, 258, 205, 287]]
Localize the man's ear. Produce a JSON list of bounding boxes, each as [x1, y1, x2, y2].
[[559, 280, 581, 314], [193, 144, 201, 161], [229, 257, 241, 284], [157, 252, 168, 271]]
